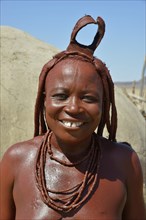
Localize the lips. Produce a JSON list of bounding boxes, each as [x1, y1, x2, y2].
[[59, 120, 85, 128]]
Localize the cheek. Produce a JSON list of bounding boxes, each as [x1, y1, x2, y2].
[[45, 99, 63, 119], [87, 102, 102, 122], [45, 102, 59, 130]]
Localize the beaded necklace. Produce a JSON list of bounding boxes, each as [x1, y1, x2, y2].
[[35, 131, 102, 213], [48, 132, 95, 167]]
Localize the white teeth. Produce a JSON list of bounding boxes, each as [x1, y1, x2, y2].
[[71, 123, 77, 128], [61, 121, 83, 128], [65, 121, 72, 127]]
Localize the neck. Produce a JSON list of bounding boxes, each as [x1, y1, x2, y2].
[[51, 132, 93, 158]]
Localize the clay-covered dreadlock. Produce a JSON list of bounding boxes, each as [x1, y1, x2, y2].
[[34, 15, 117, 141]]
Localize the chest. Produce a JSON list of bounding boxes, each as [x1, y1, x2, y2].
[[13, 158, 126, 219]]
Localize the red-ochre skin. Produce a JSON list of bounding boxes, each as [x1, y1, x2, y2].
[[0, 59, 145, 219]]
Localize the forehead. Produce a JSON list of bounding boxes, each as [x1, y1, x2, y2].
[[45, 58, 102, 87], [45, 58, 103, 93]]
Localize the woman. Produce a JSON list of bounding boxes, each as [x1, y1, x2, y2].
[[1, 15, 145, 219]]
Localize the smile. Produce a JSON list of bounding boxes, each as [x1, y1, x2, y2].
[[59, 120, 85, 128]]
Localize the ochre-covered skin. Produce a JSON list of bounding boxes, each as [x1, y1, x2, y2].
[[1, 132, 145, 219], [0, 15, 145, 219]]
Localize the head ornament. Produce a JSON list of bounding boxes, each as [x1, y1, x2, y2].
[[55, 15, 105, 60], [66, 15, 105, 57]]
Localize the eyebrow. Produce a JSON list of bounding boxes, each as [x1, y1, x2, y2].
[[49, 87, 101, 97], [48, 87, 69, 93]]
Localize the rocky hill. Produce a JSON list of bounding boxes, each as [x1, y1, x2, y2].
[[1, 26, 59, 155]]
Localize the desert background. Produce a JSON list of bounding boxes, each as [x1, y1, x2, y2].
[[0, 26, 146, 202]]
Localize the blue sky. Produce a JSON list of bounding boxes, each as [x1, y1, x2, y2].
[[1, 0, 145, 82]]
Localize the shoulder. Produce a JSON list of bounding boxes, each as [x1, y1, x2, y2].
[[99, 136, 143, 185], [0, 135, 44, 174], [1, 135, 43, 158], [99, 136, 135, 160]]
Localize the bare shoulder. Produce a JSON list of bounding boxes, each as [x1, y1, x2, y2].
[[3, 135, 43, 156], [0, 135, 45, 219], [100, 136, 139, 165], [99, 137, 146, 219], [99, 136, 143, 185], [1, 135, 44, 171]]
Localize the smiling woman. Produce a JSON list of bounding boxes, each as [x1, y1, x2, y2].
[[0, 15, 145, 220]]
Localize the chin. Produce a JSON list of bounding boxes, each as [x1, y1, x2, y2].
[[53, 129, 94, 145]]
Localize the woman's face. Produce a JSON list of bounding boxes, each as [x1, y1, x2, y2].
[[45, 59, 103, 144]]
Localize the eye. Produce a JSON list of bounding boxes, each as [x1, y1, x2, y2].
[[82, 95, 99, 103], [52, 93, 68, 101]]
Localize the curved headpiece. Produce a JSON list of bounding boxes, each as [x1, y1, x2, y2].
[[54, 15, 105, 60], [66, 15, 105, 57]]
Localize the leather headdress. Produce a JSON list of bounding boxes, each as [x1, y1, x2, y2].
[[66, 15, 105, 58], [54, 15, 105, 60]]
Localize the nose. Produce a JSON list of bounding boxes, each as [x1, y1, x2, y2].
[[64, 96, 83, 115]]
